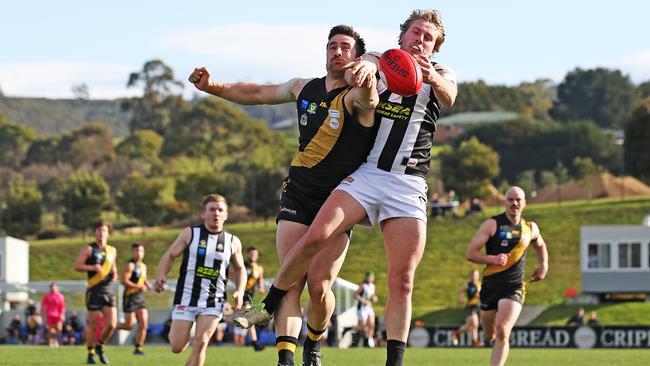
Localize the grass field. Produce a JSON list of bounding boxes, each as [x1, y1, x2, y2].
[[1, 345, 649, 365], [28, 196, 650, 323]]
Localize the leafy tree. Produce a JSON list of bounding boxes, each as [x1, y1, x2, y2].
[[624, 97, 650, 183], [550, 67, 638, 128], [462, 118, 617, 182], [174, 172, 244, 210], [124, 59, 187, 133], [0, 177, 42, 238], [517, 79, 555, 121], [0, 118, 36, 168], [61, 171, 109, 232], [116, 172, 166, 226], [515, 170, 537, 195], [23, 136, 60, 166], [71, 83, 90, 99], [539, 170, 557, 189], [572, 157, 601, 180], [116, 129, 163, 165], [638, 81, 650, 99], [57, 123, 115, 168], [554, 162, 569, 184], [439, 137, 500, 199]]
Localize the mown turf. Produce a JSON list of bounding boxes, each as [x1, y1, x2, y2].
[[29, 196, 650, 322], [1, 345, 649, 366]]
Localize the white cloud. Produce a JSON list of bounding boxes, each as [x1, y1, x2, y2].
[[0, 61, 141, 99], [607, 50, 650, 83], [156, 23, 396, 83]]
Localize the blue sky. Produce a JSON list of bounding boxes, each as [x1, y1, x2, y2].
[[2, 0, 649, 99]]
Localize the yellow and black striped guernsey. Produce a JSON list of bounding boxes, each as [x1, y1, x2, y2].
[[85, 243, 116, 290], [290, 77, 373, 195], [483, 213, 535, 285]]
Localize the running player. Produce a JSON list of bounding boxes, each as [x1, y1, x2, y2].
[[354, 272, 378, 347], [189, 25, 378, 366], [116, 242, 152, 355], [73, 221, 118, 364], [466, 186, 549, 366], [243, 246, 266, 351], [235, 9, 456, 366], [451, 269, 481, 347], [154, 194, 246, 366]]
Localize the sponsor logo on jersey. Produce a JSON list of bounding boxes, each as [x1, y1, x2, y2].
[[300, 114, 308, 126], [376, 101, 412, 120], [279, 206, 297, 215], [216, 242, 224, 252], [343, 176, 354, 183], [406, 158, 418, 167], [329, 117, 339, 129], [307, 102, 318, 114], [300, 100, 309, 109], [196, 265, 220, 280], [328, 109, 340, 118], [319, 102, 327, 107]]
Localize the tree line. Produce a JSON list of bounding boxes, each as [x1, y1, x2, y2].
[[1, 60, 650, 238]]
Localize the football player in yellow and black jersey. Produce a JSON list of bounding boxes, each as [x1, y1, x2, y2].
[[189, 25, 378, 366], [73, 221, 118, 365], [116, 242, 152, 355], [466, 187, 548, 366], [240, 246, 265, 351], [451, 269, 481, 347]]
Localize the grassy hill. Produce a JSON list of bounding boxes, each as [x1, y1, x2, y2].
[[30, 196, 650, 323]]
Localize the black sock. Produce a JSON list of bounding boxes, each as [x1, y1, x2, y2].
[[263, 285, 289, 315], [386, 339, 406, 366], [304, 324, 325, 352], [87, 346, 95, 355], [277, 335, 297, 365]]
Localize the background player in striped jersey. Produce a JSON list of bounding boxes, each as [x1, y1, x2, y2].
[[189, 25, 378, 366], [235, 9, 456, 366], [116, 242, 152, 355], [451, 269, 482, 347], [73, 220, 118, 365], [354, 271, 378, 348], [154, 194, 247, 366], [466, 186, 549, 366]]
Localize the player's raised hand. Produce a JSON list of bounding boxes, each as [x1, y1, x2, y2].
[[188, 67, 211, 91]]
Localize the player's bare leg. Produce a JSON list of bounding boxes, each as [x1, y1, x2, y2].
[[490, 299, 522, 366]]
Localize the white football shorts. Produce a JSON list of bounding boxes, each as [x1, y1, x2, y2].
[[171, 304, 225, 322], [335, 163, 428, 227]]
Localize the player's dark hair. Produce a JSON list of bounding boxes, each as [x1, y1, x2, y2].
[[328, 25, 366, 57]]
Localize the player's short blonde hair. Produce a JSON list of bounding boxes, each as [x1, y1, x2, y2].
[[201, 194, 228, 210]]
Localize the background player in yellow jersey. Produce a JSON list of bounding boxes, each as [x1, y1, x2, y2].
[[466, 186, 548, 366], [116, 242, 152, 355], [73, 221, 118, 364], [241, 246, 266, 351], [451, 269, 481, 347]]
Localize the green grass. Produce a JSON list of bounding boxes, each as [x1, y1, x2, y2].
[[1, 346, 649, 365], [29, 196, 650, 322]]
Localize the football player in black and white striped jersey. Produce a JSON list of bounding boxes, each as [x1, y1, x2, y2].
[[244, 9, 457, 366], [154, 194, 247, 366]]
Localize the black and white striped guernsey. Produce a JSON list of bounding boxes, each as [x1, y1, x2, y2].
[[173, 225, 233, 308], [367, 62, 453, 179]]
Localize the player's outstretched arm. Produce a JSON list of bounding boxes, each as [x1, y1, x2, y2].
[[154, 227, 191, 292], [229, 236, 247, 310], [189, 66, 305, 105], [530, 222, 549, 282]]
